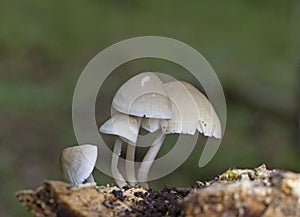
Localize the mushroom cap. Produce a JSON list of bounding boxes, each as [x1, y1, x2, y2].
[[99, 112, 139, 143], [182, 81, 221, 138], [161, 81, 221, 138], [112, 72, 172, 119], [161, 81, 200, 135], [211, 108, 222, 138], [60, 144, 98, 185]]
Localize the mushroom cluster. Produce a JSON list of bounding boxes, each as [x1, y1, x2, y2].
[[100, 72, 222, 188]]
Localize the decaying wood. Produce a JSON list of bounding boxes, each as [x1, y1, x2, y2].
[[16, 165, 300, 217], [183, 165, 300, 217], [16, 181, 146, 217]]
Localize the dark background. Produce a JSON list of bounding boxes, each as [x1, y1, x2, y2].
[[0, 1, 299, 216]]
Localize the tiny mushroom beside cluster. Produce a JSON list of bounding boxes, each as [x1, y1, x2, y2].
[[60, 144, 98, 185]]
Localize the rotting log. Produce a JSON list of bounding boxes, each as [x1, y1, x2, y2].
[[16, 181, 146, 217], [184, 165, 300, 217], [16, 165, 300, 217]]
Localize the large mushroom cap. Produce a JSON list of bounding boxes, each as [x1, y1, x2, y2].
[[161, 81, 200, 135], [161, 81, 221, 138], [60, 144, 98, 185], [182, 81, 221, 138], [211, 107, 222, 138], [99, 112, 139, 143], [112, 72, 172, 119]]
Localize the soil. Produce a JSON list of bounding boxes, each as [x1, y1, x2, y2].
[[122, 185, 193, 217]]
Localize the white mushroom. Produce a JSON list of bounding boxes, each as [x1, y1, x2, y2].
[[182, 81, 221, 139], [138, 81, 221, 187], [111, 72, 172, 186], [161, 81, 221, 138], [99, 112, 139, 187], [60, 144, 98, 185], [112, 72, 172, 119]]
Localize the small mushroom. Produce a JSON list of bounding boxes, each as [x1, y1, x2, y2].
[[59, 144, 98, 185], [111, 72, 172, 186], [138, 81, 221, 187], [99, 111, 139, 187]]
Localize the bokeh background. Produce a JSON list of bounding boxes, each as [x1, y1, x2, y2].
[[1, 1, 299, 216]]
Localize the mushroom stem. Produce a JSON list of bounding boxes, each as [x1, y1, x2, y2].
[[138, 131, 166, 188], [112, 138, 127, 188], [126, 142, 137, 186], [125, 117, 142, 186]]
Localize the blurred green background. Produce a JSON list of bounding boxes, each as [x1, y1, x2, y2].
[[1, 0, 299, 216]]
